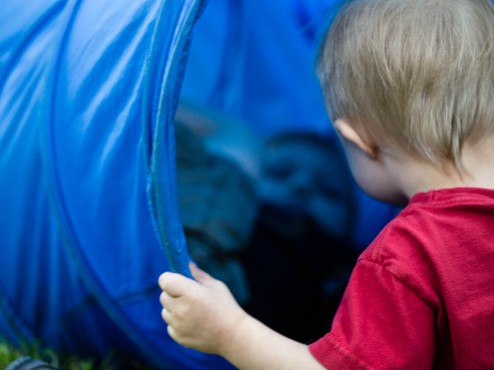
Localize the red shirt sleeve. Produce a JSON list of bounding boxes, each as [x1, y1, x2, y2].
[[309, 259, 436, 370]]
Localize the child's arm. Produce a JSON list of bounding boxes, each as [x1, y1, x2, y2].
[[158, 263, 325, 370]]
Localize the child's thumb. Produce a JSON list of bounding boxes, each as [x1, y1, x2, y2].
[[189, 262, 212, 284]]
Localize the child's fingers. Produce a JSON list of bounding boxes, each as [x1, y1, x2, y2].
[[167, 324, 178, 343], [189, 262, 213, 284], [158, 271, 196, 297], [161, 306, 172, 324], [160, 291, 174, 311]]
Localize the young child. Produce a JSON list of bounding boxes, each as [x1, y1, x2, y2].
[[158, 0, 494, 368]]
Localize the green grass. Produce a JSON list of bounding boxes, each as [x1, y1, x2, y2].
[[0, 339, 154, 369], [0, 340, 94, 369]]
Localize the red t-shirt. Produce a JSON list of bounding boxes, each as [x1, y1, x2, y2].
[[309, 188, 494, 369]]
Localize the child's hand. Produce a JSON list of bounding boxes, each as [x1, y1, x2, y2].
[[158, 262, 247, 355]]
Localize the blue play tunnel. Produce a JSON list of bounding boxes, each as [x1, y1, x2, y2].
[[0, 0, 232, 368]]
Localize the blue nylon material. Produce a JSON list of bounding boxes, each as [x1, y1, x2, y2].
[[0, 0, 232, 368]]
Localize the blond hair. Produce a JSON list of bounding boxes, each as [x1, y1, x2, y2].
[[317, 0, 494, 171]]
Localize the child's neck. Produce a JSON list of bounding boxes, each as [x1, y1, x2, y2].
[[391, 135, 494, 199]]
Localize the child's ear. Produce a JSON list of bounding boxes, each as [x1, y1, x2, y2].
[[334, 119, 379, 159]]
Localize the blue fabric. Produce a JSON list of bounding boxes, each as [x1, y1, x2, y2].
[[180, 0, 346, 139], [0, 0, 232, 368]]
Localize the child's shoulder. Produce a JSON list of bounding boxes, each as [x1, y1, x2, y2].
[[358, 187, 494, 303], [363, 187, 494, 258]]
